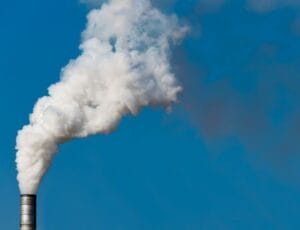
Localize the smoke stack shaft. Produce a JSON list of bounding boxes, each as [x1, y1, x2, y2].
[[20, 195, 36, 230]]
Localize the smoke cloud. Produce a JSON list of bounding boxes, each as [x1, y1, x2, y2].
[[16, 0, 187, 195], [246, 0, 300, 12]]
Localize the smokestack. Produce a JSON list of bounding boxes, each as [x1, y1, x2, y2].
[[20, 195, 36, 230]]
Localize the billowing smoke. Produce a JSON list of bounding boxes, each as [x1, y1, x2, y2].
[[16, 0, 187, 195]]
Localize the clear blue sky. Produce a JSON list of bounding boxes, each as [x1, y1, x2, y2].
[[1, 0, 300, 229]]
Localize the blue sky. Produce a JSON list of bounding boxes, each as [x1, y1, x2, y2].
[[1, 0, 300, 229]]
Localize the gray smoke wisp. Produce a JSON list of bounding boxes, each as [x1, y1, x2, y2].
[[16, 0, 188, 194]]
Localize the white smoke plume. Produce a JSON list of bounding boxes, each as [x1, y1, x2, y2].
[[16, 0, 188, 194]]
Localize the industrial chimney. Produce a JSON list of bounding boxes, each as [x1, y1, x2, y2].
[[20, 195, 36, 230]]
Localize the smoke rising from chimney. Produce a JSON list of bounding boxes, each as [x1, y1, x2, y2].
[[16, 0, 187, 194]]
